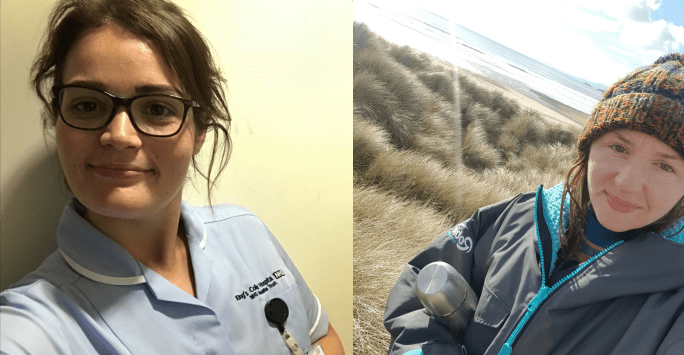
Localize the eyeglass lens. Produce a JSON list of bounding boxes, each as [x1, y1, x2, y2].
[[58, 86, 185, 136]]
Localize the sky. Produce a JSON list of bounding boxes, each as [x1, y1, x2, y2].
[[356, 0, 684, 87]]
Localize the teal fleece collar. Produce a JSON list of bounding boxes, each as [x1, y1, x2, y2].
[[539, 183, 684, 273]]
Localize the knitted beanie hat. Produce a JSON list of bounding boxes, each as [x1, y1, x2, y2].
[[577, 53, 684, 158]]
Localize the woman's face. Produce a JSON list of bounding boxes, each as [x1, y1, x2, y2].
[[587, 129, 684, 232], [56, 22, 205, 221]]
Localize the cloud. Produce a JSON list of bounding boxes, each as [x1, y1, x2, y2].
[[573, 0, 682, 59], [625, 0, 662, 22], [645, 24, 675, 50], [368, 0, 682, 86], [620, 19, 684, 57], [626, 1, 652, 22]]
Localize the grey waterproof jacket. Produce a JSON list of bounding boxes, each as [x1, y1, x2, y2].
[[384, 183, 684, 355]]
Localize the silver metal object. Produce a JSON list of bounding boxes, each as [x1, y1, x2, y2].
[[415, 261, 478, 333], [281, 330, 305, 355]]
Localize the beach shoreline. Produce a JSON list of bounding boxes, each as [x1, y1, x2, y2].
[[458, 68, 588, 129]]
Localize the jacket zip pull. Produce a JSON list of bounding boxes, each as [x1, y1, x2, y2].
[[498, 240, 623, 355], [497, 286, 551, 355]]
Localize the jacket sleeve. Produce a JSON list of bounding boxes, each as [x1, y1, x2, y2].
[[383, 193, 525, 355], [661, 309, 684, 355]]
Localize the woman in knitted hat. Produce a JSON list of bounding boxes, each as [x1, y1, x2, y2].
[[384, 53, 684, 355]]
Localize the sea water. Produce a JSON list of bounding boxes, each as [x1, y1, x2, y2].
[[354, 0, 604, 116]]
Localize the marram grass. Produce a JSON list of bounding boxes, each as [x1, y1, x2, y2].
[[353, 21, 583, 354]]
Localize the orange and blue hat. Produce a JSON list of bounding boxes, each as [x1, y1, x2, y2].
[[578, 53, 684, 157]]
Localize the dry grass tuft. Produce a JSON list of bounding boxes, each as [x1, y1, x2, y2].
[[505, 143, 578, 176], [362, 149, 463, 219], [457, 73, 494, 109], [389, 45, 437, 76], [545, 121, 582, 146], [408, 100, 461, 168], [353, 68, 415, 149], [461, 102, 504, 145], [417, 71, 456, 104], [461, 121, 502, 171], [490, 90, 520, 121], [353, 22, 584, 355], [353, 185, 454, 355], [497, 132, 520, 157], [501, 109, 548, 147], [354, 115, 393, 173]]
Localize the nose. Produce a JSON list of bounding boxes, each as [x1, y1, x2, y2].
[[613, 159, 646, 193], [99, 107, 143, 150]]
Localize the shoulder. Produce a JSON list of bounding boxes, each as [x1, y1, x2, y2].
[[183, 202, 271, 239], [1, 259, 82, 354], [470, 189, 536, 223], [188, 202, 261, 224], [1, 250, 86, 324], [3, 250, 80, 294], [2, 276, 70, 313], [181, 201, 285, 255]]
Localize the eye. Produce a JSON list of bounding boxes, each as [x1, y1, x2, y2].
[[137, 97, 181, 119], [74, 101, 100, 112], [658, 163, 674, 173], [145, 103, 171, 116], [610, 144, 627, 153], [67, 100, 107, 117]]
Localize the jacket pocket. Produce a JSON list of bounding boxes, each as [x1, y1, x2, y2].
[[473, 283, 511, 328], [464, 284, 511, 355]]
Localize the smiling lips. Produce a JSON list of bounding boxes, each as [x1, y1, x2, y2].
[[606, 192, 638, 213], [89, 164, 152, 179]]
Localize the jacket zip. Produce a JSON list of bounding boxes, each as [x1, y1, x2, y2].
[[497, 239, 624, 355]]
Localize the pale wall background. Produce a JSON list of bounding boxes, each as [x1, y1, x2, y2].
[[0, 0, 352, 352]]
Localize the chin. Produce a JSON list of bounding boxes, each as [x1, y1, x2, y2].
[[70, 176, 183, 221], [83, 199, 150, 219], [593, 206, 648, 232], [75, 188, 153, 218]]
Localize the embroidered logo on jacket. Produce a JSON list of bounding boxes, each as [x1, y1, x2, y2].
[[449, 223, 473, 253], [234, 269, 286, 301]]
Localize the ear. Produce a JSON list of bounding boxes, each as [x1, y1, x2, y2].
[[193, 129, 206, 155]]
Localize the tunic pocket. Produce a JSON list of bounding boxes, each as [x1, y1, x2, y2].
[[263, 284, 313, 354]]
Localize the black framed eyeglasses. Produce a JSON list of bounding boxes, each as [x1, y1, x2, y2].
[[52, 85, 200, 137]]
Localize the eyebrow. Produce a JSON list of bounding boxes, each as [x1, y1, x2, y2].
[[613, 132, 683, 162], [657, 151, 684, 162], [613, 132, 632, 146], [64, 80, 183, 97]]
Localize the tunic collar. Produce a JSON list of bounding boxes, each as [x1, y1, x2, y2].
[[57, 198, 207, 286]]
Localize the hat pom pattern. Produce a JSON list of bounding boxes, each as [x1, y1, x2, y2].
[[578, 53, 684, 157], [655, 53, 684, 65]]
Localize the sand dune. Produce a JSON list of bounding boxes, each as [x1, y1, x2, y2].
[[353, 22, 582, 355]]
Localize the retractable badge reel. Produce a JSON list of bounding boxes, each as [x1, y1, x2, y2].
[[265, 298, 325, 355]]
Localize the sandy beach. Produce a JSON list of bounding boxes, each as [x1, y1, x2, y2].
[[458, 68, 588, 129]]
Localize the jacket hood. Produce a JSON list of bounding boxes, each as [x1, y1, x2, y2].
[[538, 183, 684, 294]]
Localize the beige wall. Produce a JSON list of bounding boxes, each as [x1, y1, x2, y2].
[[0, 0, 352, 352]]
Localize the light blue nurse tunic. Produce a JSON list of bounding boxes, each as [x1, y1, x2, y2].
[[0, 199, 329, 354]]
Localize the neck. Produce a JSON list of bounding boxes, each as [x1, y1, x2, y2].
[[83, 197, 186, 271]]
